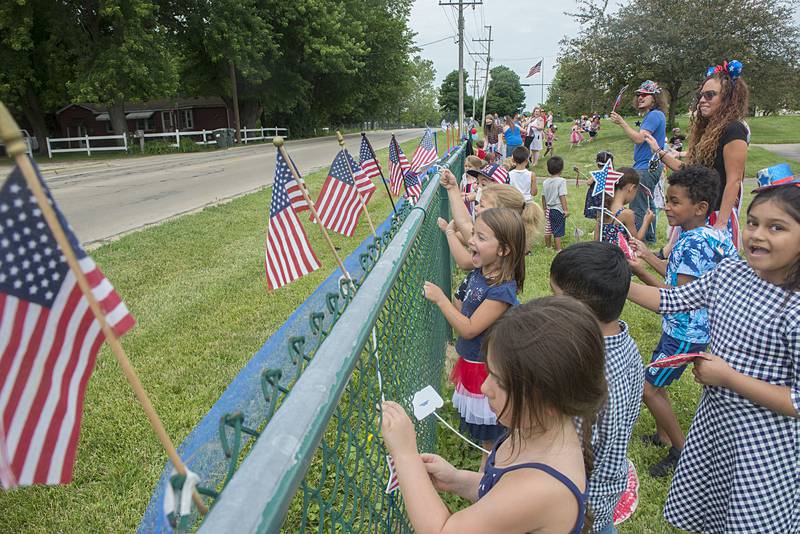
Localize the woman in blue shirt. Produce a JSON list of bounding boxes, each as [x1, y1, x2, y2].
[[502, 116, 523, 158]]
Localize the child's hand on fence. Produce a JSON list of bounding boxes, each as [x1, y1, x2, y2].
[[437, 217, 456, 236], [439, 169, 457, 190], [423, 281, 446, 305], [381, 401, 417, 457], [420, 453, 460, 493]]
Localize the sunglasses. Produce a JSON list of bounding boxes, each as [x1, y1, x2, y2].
[[697, 90, 719, 101]]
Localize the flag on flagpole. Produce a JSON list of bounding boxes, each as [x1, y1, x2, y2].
[[359, 136, 382, 183], [265, 150, 320, 290], [388, 137, 410, 196], [409, 128, 438, 174], [403, 170, 422, 201], [313, 150, 364, 236], [526, 60, 542, 78], [591, 160, 624, 197], [345, 150, 376, 203], [0, 165, 135, 487]]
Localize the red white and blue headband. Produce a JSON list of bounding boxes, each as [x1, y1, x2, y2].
[[706, 60, 743, 82]]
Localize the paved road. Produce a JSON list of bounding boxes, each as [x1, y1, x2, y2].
[[752, 143, 800, 163], [4, 129, 426, 245]]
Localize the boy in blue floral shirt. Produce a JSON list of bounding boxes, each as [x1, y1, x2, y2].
[[629, 165, 737, 477]]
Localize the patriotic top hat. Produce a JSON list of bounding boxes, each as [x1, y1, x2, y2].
[[754, 163, 799, 192], [467, 163, 509, 184]]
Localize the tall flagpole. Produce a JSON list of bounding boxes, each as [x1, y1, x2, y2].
[[361, 133, 397, 216], [541, 57, 545, 106], [273, 137, 352, 282], [0, 102, 208, 514], [337, 131, 376, 237]]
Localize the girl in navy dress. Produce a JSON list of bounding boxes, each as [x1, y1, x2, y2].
[[628, 182, 800, 533], [381, 296, 607, 534], [423, 207, 526, 453]]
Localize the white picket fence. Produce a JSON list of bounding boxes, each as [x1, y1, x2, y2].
[[46, 127, 290, 158]]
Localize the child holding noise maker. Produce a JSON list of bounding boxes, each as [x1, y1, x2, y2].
[[599, 167, 655, 245], [381, 296, 607, 534], [627, 181, 800, 533]]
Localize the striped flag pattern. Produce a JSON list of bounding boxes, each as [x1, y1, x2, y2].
[[358, 136, 381, 182], [404, 171, 422, 201], [284, 155, 309, 213], [591, 160, 624, 197], [265, 150, 320, 290], [388, 136, 410, 196], [409, 128, 438, 174], [526, 60, 542, 78], [313, 150, 364, 237], [345, 150, 376, 203], [0, 165, 135, 487], [385, 454, 399, 493]]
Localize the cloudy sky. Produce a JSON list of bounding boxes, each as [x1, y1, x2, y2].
[[408, 0, 583, 113]]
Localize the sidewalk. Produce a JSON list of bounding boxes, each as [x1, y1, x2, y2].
[[752, 143, 800, 163]]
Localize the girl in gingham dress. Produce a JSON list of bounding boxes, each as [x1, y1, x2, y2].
[[628, 183, 800, 534]]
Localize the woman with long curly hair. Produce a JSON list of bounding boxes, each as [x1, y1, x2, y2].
[[645, 61, 749, 248]]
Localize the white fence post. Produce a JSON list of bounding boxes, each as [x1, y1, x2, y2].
[[175, 129, 180, 148], [46, 137, 52, 159], [123, 133, 128, 152], [202, 130, 207, 145], [86, 134, 91, 156]]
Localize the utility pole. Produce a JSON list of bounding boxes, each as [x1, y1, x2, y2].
[[441, 0, 482, 135], [472, 60, 478, 119], [473, 25, 492, 121]]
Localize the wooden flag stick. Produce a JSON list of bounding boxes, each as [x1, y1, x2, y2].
[[361, 133, 397, 216], [0, 103, 207, 514], [336, 131, 376, 238], [273, 137, 352, 282]]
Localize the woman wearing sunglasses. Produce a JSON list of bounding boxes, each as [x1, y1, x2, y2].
[[644, 61, 750, 248]]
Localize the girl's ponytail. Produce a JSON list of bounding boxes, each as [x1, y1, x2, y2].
[[580, 416, 597, 534], [481, 183, 544, 251], [521, 201, 544, 250]]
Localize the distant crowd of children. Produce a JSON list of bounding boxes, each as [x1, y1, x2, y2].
[[380, 134, 800, 533]]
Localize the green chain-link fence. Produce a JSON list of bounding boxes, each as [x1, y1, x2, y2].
[[192, 146, 465, 533]]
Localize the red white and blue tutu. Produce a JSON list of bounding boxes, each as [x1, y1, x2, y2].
[[450, 357, 505, 442]]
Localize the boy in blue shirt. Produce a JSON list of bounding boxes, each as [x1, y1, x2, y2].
[[628, 165, 737, 477]]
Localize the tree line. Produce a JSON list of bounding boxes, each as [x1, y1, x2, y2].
[[546, 0, 800, 126], [0, 0, 441, 149], [438, 65, 528, 121]]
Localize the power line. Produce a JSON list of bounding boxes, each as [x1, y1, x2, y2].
[[417, 35, 457, 47]]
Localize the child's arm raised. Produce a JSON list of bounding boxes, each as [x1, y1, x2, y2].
[[440, 169, 474, 243], [631, 236, 667, 276], [438, 218, 473, 270], [423, 282, 510, 340]]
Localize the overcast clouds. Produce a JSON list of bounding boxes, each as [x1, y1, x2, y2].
[[408, 0, 583, 112]]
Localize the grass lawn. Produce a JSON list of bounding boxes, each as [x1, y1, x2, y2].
[[0, 117, 793, 533]]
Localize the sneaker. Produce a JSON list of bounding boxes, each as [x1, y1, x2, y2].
[[649, 447, 681, 478], [640, 432, 670, 448]]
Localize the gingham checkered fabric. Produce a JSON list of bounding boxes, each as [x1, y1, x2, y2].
[[584, 321, 644, 533], [658, 258, 800, 534]]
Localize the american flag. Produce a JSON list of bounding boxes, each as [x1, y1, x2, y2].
[[591, 160, 624, 197], [526, 60, 542, 78], [0, 165, 135, 487], [409, 128, 438, 174], [313, 150, 364, 237], [384, 454, 399, 493], [612, 84, 629, 112], [345, 150, 376, 203], [403, 171, 422, 201], [283, 155, 309, 213], [388, 136, 410, 196], [265, 150, 320, 290], [359, 136, 381, 183]]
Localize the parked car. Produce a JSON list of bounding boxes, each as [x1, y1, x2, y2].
[[0, 129, 39, 155]]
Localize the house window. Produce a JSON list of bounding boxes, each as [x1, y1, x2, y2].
[[180, 109, 194, 130], [136, 117, 155, 131], [162, 111, 174, 131]]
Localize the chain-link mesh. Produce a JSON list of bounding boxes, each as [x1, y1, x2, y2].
[[188, 146, 466, 534]]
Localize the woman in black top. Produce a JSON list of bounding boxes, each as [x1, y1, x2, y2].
[[645, 60, 749, 247]]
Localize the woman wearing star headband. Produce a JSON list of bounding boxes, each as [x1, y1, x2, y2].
[[644, 60, 750, 249]]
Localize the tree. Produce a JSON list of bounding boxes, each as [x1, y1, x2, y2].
[[438, 70, 473, 122], [398, 56, 440, 126], [554, 0, 800, 127], [483, 65, 525, 117], [65, 1, 179, 137]]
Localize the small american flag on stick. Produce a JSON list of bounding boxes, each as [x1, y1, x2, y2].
[[409, 128, 438, 174], [385, 454, 399, 493], [526, 60, 542, 78], [313, 150, 364, 237], [388, 136, 410, 196], [0, 165, 135, 487], [346, 150, 376, 203], [359, 136, 381, 183], [265, 150, 320, 290], [403, 171, 422, 201]]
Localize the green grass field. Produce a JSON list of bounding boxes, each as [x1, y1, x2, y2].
[[0, 119, 795, 533]]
